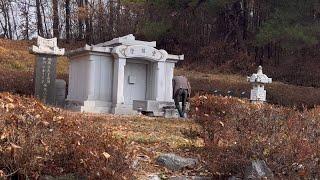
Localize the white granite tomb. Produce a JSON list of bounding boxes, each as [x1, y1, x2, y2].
[[67, 34, 184, 115], [247, 66, 272, 103]]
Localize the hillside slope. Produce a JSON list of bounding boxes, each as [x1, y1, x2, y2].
[[0, 92, 208, 179], [1, 91, 320, 179], [1, 38, 320, 108], [191, 94, 320, 179]]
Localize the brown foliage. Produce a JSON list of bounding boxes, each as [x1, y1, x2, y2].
[[0, 70, 34, 95], [0, 70, 68, 96], [0, 93, 131, 179], [178, 69, 320, 109], [190, 95, 320, 178]]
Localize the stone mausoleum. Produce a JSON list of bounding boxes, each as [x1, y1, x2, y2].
[[67, 34, 184, 115]]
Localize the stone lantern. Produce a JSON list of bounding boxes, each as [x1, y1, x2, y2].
[[247, 66, 272, 103]]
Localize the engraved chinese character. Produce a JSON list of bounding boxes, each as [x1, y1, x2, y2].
[[142, 48, 146, 53], [152, 51, 156, 57], [130, 48, 134, 54]]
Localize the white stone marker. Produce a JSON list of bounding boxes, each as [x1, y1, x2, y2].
[[67, 34, 184, 115], [247, 66, 272, 103]]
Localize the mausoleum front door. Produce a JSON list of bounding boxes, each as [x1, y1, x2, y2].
[[124, 62, 147, 105]]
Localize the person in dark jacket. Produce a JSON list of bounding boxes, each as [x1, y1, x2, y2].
[[172, 76, 191, 118]]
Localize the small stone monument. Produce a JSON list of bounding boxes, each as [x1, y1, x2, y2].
[[55, 79, 66, 107], [247, 66, 272, 103], [30, 36, 65, 105]]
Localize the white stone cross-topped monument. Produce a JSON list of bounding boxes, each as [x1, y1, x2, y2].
[[247, 66, 272, 103], [67, 34, 184, 116]]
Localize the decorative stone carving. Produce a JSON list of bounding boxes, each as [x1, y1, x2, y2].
[[31, 36, 65, 55], [95, 34, 156, 47], [112, 45, 168, 62], [247, 66, 272, 103]]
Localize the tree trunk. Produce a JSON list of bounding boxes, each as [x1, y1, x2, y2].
[[36, 0, 44, 36], [52, 0, 59, 38], [84, 0, 91, 43], [41, 1, 49, 37], [65, 0, 70, 41], [108, 0, 114, 39], [77, 0, 84, 39]]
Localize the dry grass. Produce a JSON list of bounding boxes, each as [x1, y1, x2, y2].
[[0, 92, 210, 179], [0, 39, 68, 95], [78, 114, 208, 179], [0, 38, 69, 75], [191, 95, 320, 179], [0, 93, 132, 179], [1, 38, 320, 108], [176, 68, 320, 109]]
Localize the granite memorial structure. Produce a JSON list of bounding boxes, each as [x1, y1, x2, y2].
[[247, 66, 272, 103], [31, 36, 65, 105], [67, 34, 184, 115]]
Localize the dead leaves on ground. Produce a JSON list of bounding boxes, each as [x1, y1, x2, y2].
[[191, 94, 320, 178], [0, 92, 131, 179]]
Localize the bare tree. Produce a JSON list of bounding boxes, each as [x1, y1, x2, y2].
[[65, 0, 70, 40], [36, 0, 44, 36], [52, 0, 59, 37]]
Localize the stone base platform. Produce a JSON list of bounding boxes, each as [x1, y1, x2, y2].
[[133, 100, 180, 118]]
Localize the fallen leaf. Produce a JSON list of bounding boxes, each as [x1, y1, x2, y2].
[[40, 140, 47, 146], [5, 96, 14, 102], [0, 170, 4, 177], [0, 132, 8, 140], [5, 103, 15, 111], [102, 152, 111, 159], [10, 143, 22, 149], [41, 121, 50, 127]]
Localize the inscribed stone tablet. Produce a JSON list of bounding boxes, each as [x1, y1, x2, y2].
[[34, 55, 57, 105]]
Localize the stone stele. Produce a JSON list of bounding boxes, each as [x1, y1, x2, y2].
[[30, 36, 65, 105], [67, 34, 184, 115]]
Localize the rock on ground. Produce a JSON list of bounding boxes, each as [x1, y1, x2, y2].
[[244, 160, 274, 179], [169, 176, 213, 180], [156, 153, 198, 171], [40, 174, 86, 180]]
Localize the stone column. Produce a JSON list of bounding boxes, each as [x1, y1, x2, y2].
[[165, 62, 175, 102], [112, 58, 126, 112], [154, 61, 166, 101], [87, 59, 97, 100], [30, 36, 65, 105]]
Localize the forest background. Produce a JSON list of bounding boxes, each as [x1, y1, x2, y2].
[[1, 0, 320, 87]]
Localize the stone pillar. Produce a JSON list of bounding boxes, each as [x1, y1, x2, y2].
[[30, 36, 65, 105], [154, 61, 166, 101], [165, 62, 175, 102], [112, 58, 127, 113], [87, 59, 97, 100]]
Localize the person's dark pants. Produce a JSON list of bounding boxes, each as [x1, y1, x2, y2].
[[174, 88, 188, 118]]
